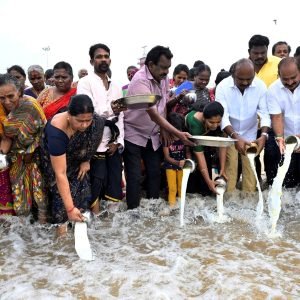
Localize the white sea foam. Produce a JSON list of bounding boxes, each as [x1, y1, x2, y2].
[[0, 191, 299, 299]]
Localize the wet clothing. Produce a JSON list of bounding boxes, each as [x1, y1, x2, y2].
[[41, 114, 105, 224]]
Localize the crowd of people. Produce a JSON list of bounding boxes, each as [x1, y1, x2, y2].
[[0, 34, 300, 234]]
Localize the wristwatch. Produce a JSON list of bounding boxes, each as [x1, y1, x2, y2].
[[261, 132, 269, 140]]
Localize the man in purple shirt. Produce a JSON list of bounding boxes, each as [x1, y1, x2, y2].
[[123, 45, 192, 209]]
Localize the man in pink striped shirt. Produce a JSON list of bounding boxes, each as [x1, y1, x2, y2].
[[123, 45, 192, 209]]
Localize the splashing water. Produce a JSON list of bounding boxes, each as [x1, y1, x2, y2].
[[267, 143, 296, 236], [0, 193, 299, 299], [247, 152, 264, 218], [179, 168, 191, 227], [214, 186, 232, 223]]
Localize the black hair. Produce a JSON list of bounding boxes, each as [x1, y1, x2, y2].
[[193, 60, 204, 68], [215, 70, 231, 85], [294, 46, 300, 57], [89, 43, 110, 60], [167, 112, 185, 131], [229, 62, 236, 74], [173, 64, 189, 78], [203, 101, 224, 119], [127, 65, 137, 72], [188, 67, 196, 81], [248, 34, 270, 49], [107, 68, 112, 78], [145, 45, 173, 66], [53, 61, 73, 77], [191, 101, 206, 112], [68, 94, 94, 116], [0, 73, 23, 95], [7, 65, 26, 78], [194, 64, 211, 77], [272, 41, 291, 55], [45, 69, 54, 79]]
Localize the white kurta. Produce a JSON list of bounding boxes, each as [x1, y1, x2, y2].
[[267, 79, 300, 137], [77, 72, 124, 152], [216, 76, 270, 141]]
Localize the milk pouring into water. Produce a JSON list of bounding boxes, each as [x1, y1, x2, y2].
[[213, 176, 231, 223], [247, 150, 264, 218], [267, 142, 296, 235], [180, 159, 195, 227]]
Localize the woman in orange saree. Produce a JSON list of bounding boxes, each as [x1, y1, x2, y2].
[[0, 74, 47, 221], [38, 61, 76, 120]]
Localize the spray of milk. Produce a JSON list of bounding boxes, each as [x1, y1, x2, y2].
[[267, 142, 296, 236], [213, 177, 231, 223], [247, 152, 264, 218], [180, 168, 191, 227]]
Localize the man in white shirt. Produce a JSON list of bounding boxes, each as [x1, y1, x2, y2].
[[77, 43, 124, 211], [216, 58, 271, 193], [267, 57, 300, 188]]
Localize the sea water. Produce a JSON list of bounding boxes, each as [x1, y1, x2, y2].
[[0, 192, 299, 299]]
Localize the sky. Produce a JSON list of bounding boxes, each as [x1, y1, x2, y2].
[[0, 0, 298, 87]]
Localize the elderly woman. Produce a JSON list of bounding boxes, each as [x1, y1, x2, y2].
[[41, 94, 105, 234], [38, 61, 76, 120], [0, 74, 47, 220], [24, 65, 46, 98]]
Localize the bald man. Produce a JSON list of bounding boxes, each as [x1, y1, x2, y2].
[[216, 58, 271, 194], [267, 57, 300, 188]]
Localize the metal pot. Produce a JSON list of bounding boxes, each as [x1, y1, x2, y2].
[[285, 135, 300, 151], [113, 94, 162, 110], [183, 91, 197, 104], [183, 159, 196, 172]]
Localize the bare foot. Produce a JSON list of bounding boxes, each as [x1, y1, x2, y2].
[[56, 224, 68, 237]]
